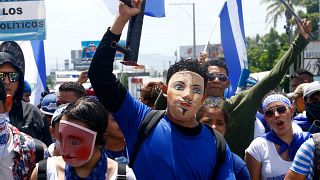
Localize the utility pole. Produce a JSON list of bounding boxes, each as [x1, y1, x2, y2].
[[169, 2, 196, 58], [192, 2, 196, 58], [56, 58, 58, 71]]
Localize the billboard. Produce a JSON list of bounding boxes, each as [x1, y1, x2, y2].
[[0, 0, 46, 41], [81, 40, 126, 60], [178, 44, 223, 59], [303, 41, 320, 75], [81, 41, 99, 60]]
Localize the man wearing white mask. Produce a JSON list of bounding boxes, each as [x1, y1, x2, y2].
[[0, 80, 48, 179]]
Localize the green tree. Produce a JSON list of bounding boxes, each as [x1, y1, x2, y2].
[[261, 0, 305, 42], [247, 28, 289, 73], [299, 0, 320, 39], [247, 29, 293, 91], [46, 75, 55, 89]]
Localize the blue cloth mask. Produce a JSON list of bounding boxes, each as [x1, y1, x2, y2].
[[305, 102, 320, 122]]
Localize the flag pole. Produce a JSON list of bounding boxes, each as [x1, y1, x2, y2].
[[203, 1, 227, 53], [203, 17, 219, 52]]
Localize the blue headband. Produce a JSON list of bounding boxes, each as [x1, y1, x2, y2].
[[262, 94, 291, 111]]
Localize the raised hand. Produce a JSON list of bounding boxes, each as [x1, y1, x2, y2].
[[119, 0, 143, 20], [296, 18, 312, 40]]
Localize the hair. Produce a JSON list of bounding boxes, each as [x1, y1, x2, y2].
[[0, 80, 6, 103], [290, 69, 314, 82], [62, 97, 108, 146], [140, 82, 162, 107], [195, 101, 229, 126], [204, 59, 229, 76], [59, 82, 86, 98], [166, 59, 208, 87]]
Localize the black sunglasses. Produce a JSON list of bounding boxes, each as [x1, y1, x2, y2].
[[207, 73, 228, 82], [264, 106, 288, 118], [0, 72, 20, 82]]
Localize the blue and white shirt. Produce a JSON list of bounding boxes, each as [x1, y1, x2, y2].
[[290, 138, 314, 180]]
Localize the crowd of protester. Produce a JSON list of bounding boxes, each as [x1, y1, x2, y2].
[[1, 0, 320, 179]]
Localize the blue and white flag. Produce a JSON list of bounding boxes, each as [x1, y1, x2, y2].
[[219, 0, 247, 98], [145, 0, 165, 17], [20, 40, 46, 106], [0, 0, 46, 41], [103, 0, 165, 17]]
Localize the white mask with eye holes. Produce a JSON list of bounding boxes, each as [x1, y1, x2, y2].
[[0, 113, 9, 159]]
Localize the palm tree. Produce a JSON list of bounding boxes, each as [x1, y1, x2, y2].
[[261, 0, 304, 42]]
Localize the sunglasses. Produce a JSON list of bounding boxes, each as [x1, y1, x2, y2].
[[207, 73, 228, 82], [0, 72, 20, 82], [264, 106, 288, 118]]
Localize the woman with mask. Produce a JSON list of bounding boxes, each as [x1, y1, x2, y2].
[[245, 92, 310, 180], [30, 97, 136, 180]]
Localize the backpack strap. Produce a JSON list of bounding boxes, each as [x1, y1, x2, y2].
[[33, 138, 45, 163], [312, 133, 320, 179], [203, 124, 226, 179], [117, 162, 127, 180], [37, 159, 47, 180], [128, 110, 166, 168]]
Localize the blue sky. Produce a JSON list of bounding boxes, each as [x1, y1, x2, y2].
[[44, 0, 288, 72]]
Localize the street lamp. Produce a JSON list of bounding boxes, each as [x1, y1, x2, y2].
[[170, 2, 196, 58]]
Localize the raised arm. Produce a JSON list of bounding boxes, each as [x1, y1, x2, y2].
[[224, 19, 312, 157], [88, 0, 143, 112], [228, 18, 312, 111]]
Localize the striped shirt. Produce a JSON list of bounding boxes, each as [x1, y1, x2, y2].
[[290, 138, 314, 180]]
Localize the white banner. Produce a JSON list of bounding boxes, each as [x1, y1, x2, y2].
[[0, 1, 46, 21], [0, 0, 46, 41]]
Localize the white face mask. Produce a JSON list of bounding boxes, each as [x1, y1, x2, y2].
[[0, 113, 9, 159]]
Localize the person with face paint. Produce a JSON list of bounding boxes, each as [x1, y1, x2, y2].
[[0, 80, 49, 179], [88, 0, 235, 179], [30, 97, 136, 180], [245, 92, 311, 180]]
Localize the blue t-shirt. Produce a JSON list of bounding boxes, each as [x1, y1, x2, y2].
[[114, 92, 235, 180], [232, 153, 250, 180]]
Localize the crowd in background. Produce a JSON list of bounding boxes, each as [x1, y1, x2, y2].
[[0, 0, 320, 179]]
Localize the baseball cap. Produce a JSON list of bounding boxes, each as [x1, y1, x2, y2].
[[24, 80, 31, 94], [51, 104, 68, 126], [303, 81, 320, 100], [40, 93, 57, 116]]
